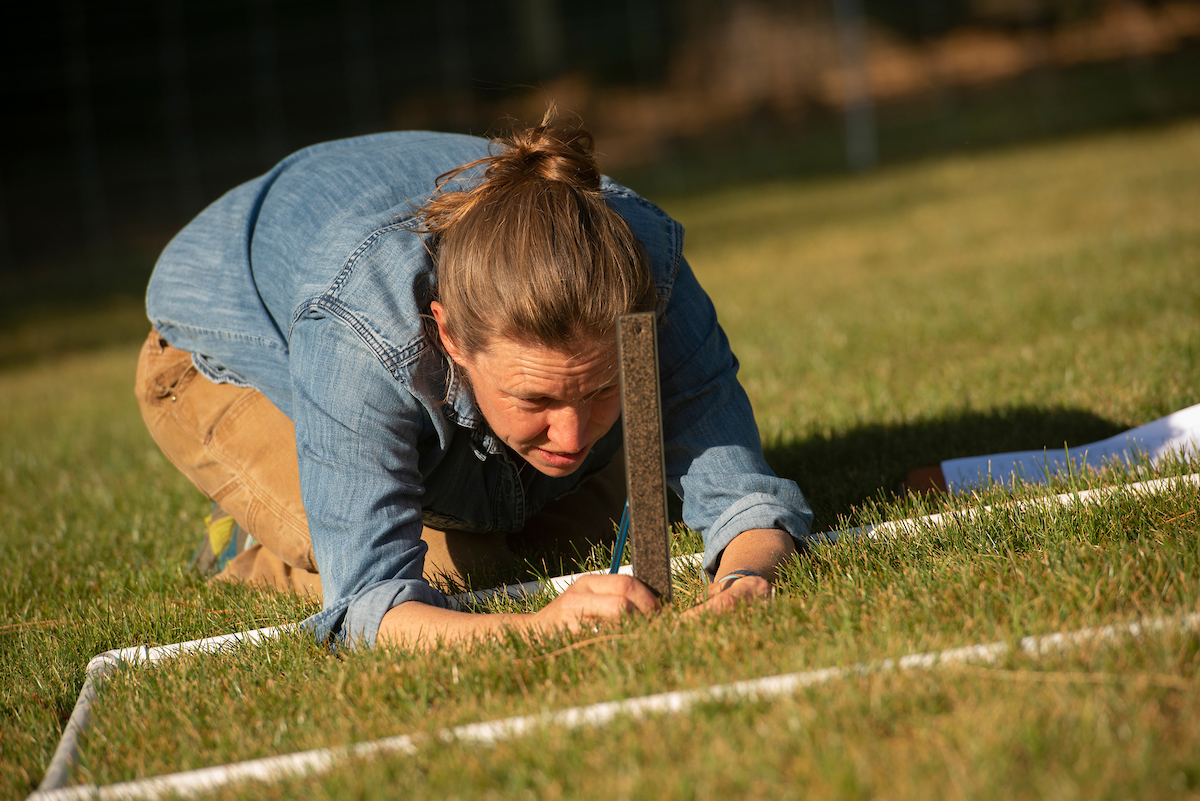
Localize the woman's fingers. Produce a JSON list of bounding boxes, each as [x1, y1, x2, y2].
[[680, 574, 772, 620], [532, 574, 661, 633], [571, 573, 661, 614], [532, 571, 777, 633]]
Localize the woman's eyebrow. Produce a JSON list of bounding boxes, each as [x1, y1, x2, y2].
[[582, 383, 620, 400], [505, 381, 618, 403]]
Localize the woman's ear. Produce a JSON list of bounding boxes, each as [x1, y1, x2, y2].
[[430, 301, 467, 366]]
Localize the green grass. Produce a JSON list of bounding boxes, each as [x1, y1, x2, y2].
[[3, 119, 1199, 799]]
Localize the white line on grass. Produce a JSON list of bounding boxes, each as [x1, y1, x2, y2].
[[34, 628, 292, 793], [30, 472, 1200, 799], [838, 471, 1200, 542], [446, 471, 1200, 606], [31, 613, 1200, 801]]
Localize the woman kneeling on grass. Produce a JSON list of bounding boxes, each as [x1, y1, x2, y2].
[[137, 113, 812, 648]]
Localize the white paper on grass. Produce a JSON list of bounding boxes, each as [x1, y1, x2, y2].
[[941, 402, 1200, 492]]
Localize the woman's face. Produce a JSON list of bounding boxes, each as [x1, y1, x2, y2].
[[431, 303, 622, 477]]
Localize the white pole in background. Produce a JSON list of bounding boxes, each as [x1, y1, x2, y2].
[[831, 0, 878, 172]]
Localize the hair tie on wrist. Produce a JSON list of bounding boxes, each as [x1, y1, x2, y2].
[[714, 569, 762, 585]]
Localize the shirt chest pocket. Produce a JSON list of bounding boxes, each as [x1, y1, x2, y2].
[[419, 432, 525, 533]]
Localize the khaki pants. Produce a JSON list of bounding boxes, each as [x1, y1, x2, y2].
[[135, 330, 625, 600]]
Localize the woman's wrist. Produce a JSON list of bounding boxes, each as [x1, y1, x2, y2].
[[711, 528, 796, 586], [713, 568, 763, 586], [700, 566, 774, 608]]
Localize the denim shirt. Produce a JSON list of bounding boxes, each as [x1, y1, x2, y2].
[[146, 132, 813, 647]]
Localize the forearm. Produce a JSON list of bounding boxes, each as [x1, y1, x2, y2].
[[679, 528, 795, 618], [712, 528, 796, 584], [377, 601, 532, 650], [376, 572, 662, 649]]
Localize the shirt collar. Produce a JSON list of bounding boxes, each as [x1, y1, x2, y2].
[[441, 358, 505, 456]]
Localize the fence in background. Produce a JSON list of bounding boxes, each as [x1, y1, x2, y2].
[[1, 0, 1198, 275]]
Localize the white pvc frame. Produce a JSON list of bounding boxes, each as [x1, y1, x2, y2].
[[29, 473, 1200, 800], [34, 612, 1200, 801]]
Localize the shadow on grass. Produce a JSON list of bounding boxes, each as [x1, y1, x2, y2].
[[763, 406, 1127, 530]]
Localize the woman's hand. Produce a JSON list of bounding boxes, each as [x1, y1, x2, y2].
[[531, 573, 661, 634], [681, 528, 795, 619], [682, 570, 773, 619], [378, 530, 795, 648], [378, 573, 659, 648]]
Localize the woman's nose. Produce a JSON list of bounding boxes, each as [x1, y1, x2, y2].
[[547, 404, 590, 451]]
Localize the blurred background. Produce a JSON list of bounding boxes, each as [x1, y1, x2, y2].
[[1, 0, 1198, 297]]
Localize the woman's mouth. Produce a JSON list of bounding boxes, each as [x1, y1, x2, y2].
[[533, 446, 588, 467]]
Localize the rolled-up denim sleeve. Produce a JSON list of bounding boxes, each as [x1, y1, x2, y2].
[[287, 311, 450, 648], [658, 258, 814, 575]]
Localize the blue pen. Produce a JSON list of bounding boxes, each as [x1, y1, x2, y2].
[[608, 499, 630, 573]]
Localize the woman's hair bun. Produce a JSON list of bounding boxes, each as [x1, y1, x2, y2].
[[486, 109, 601, 191], [420, 108, 603, 233], [418, 108, 655, 359]]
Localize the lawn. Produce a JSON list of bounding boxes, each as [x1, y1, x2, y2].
[[2, 118, 1199, 799]]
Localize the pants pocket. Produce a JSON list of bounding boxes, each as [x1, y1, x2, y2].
[[137, 330, 198, 406]]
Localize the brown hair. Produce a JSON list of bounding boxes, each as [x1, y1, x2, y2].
[[418, 111, 655, 358]]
